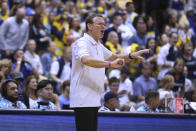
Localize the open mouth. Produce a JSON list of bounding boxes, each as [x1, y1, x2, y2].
[[101, 30, 104, 34]]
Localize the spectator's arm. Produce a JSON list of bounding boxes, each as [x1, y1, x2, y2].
[[50, 74, 61, 83], [20, 23, 29, 49], [133, 80, 145, 102], [137, 96, 145, 101], [14, 61, 22, 72], [50, 93, 61, 110], [41, 55, 48, 76], [37, 57, 43, 74], [50, 61, 61, 83], [0, 20, 9, 50]]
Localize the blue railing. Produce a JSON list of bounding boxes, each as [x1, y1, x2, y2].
[[0, 110, 195, 131]]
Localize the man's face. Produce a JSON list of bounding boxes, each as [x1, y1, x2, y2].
[[27, 40, 36, 52], [88, 16, 105, 40], [142, 65, 152, 78], [14, 50, 24, 61], [126, 4, 134, 13], [108, 98, 119, 109], [48, 42, 56, 53], [63, 47, 72, 61], [109, 82, 119, 92], [170, 33, 178, 46], [7, 82, 18, 99], [39, 84, 53, 101], [113, 16, 122, 27], [16, 8, 26, 22], [137, 18, 146, 34]]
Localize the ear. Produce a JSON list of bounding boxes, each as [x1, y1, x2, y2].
[[87, 23, 93, 31]]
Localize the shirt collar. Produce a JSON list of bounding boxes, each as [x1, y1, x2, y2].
[[14, 16, 23, 24], [84, 33, 100, 45], [141, 75, 149, 81], [26, 50, 35, 57]]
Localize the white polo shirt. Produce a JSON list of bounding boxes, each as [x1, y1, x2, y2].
[[70, 33, 112, 108]]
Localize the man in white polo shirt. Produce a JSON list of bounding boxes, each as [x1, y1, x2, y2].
[[70, 14, 149, 131]]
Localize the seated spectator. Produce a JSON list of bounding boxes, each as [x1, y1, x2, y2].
[[24, 39, 43, 75], [67, 16, 82, 45], [99, 91, 120, 112], [0, 79, 27, 109], [133, 62, 157, 105], [58, 80, 70, 109], [158, 75, 175, 99], [10, 72, 24, 94], [160, 33, 169, 46], [12, 49, 33, 84], [101, 77, 120, 105], [0, 58, 12, 79], [137, 90, 159, 113], [44, 11, 55, 35], [145, 15, 158, 39], [118, 67, 136, 111], [125, 2, 138, 24], [33, 80, 57, 110], [128, 15, 147, 47], [41, 42, 60, 78], [157, 75, 175, 113], [157, 32, 181, 80], [182, 41, 196, 86], [29, 13, 50, 55], [145, 38, 159, 77], [21, 75, 38, 109], [107, 77, 120, 93], [105, 31, 123, 54], [166, 58, 185, 97], [102, 13, 123, 44], [184, 90, 196, 103], [50, 46, 72, 93], [184, 89, 196, 113], [119, 11, 135, 52]]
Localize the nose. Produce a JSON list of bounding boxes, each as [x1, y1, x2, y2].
[[14, 88, 18, 93]]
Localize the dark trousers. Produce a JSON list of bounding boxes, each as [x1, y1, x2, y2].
[[74, 107, 99, 131]]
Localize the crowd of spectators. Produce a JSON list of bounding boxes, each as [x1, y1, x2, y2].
[[0, 0, 196, 113]]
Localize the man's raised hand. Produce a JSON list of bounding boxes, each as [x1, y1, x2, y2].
[[130, 49, 150, 62]]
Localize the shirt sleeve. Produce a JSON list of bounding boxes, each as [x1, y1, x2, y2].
[[73, 40, 90, 60], [20, 21, 29, 50], [0, 20, 9, 50], [37, 56, 43, 74], [100, 44, 112, 60]]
